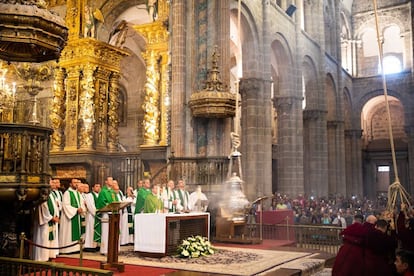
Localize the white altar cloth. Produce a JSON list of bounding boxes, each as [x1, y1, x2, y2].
[[134, 212, 210, 254]]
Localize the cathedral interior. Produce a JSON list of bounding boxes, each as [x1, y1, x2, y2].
[[0, 0, 413, 253]]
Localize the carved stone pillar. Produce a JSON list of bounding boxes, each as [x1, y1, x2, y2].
[[239, 78, 272, 201], [345, 129, 363, 196], [273, 95, 304, 196], [303, 109, 328, 196], [327, 120, 346, 196], [170, 0, 186, 155]]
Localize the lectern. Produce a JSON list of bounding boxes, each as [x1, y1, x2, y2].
[[97, 201, 131, 272]]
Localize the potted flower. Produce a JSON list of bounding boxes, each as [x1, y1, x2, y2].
[[177, 235, 215, 258]]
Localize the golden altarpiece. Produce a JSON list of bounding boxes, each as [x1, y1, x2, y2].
[[50, 0, 171, 184]]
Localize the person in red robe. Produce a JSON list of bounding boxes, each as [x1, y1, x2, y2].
[[332, 214, 366, 276], [364, 218, 397, 276]]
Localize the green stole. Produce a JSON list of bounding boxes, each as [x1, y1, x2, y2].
[[80, 194, 86, 235], [69, 189, 81, 241], [47, 194, 55, 240], [127, 204, 134, 235], [168, 189, 176, 212], [178, 189, 189, 210]]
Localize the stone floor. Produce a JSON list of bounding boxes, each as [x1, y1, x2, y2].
[[64, 242, 335, 276]]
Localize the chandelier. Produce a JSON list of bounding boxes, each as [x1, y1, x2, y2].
[[0, 0, 68, 62], [0, 66, 16, 122]]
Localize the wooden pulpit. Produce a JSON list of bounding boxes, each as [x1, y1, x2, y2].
[[97, 201, 131, 272]]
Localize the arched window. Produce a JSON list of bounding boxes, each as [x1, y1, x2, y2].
[[378, 55, 402, 75]]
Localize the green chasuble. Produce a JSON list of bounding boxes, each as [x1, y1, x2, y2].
[[94, 186, 115, 242], [134, 188, 151, 214], [143, 193, 163, 213]]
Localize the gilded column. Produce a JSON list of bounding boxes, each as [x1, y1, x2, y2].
[[65, 0, 85, 39], [79, 63, 96, 149], [134, 8, 170, 147], [64, 66, 81, 151], [108, 72, 120, 152], [142, 51, 161, 145], [50, 67, 66, 151], [94, 69, 110, 151]]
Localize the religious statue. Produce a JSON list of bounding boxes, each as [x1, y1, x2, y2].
[[83, 5, 104, 38], [147, 0, 158, 21], [108, 20, 128, 47], [84, 5, 95, 38]]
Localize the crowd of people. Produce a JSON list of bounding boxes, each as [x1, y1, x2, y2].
[[32, 177, 208, 261], [271, 193, 392, 228], [271, 193, 414, 275]]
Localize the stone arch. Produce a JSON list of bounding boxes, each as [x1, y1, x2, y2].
[[356, 89, 409, 128], [271, 33, 294, 97], [326, 73, 337, 121], [360, 94, 408, 198], [238, 8, 260, 79], [96, 0, 147, 42], [302, 55, 318, 110], [343, 87, 352, 130]]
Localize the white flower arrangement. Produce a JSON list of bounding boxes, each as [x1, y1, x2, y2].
[[177, 235, 215, 258]]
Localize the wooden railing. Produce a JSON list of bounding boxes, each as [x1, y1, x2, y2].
[[0, 257, 113, 276]]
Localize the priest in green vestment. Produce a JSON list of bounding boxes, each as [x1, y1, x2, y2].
[[143, 184, 163, 213], [134, 178, 151, 214], [94, 177, 116, 255], [59, 179, 86, 254]]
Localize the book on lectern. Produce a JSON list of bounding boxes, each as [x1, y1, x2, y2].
[[97, 201, 131, 213]]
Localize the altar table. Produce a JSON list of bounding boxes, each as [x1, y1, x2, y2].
[[134, 212, 210, 256]]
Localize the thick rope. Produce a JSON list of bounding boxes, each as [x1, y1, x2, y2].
[[24, 237, 80, 250], [372, 0, 411, 212]]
